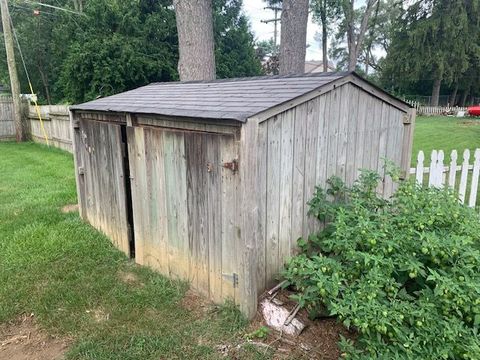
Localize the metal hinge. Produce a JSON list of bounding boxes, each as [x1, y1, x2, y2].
[[78, 166, 85, 175], [403, 114, 412, 124], [222, 273, 239, 288], [222, 159, 238, 173], [73, 120, 80, 129]]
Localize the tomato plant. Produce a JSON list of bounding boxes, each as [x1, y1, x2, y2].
[[283, 170, 480, 359]]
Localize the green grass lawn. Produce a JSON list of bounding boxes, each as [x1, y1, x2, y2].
[[0, 142, 266, 360], [412, 116, 480, 165]]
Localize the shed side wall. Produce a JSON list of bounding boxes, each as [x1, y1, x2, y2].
[[255, 83, 408, 292]]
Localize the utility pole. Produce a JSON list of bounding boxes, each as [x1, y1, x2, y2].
[[0, 0, 25, 141], [261, 6, 281, 48]]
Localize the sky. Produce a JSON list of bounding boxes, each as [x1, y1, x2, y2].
[[242, 0, 324, 61]]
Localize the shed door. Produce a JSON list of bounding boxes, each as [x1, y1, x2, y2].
[[127, 126, 240, 303], [75, 119, 131, 256]]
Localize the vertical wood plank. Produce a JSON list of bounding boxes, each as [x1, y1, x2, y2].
[[336, 85, 350, 183], [291, 103, 307, 249], [279, 109, 294, 271], [255, 121, 267, 292], [130, 127, 147, 264], [220, 135, 239, 301], [437, 150, 445, 188], [428, 150, 438, 187], [416, 151, 425, 185], [206, 134, 223, 302], [459, 149, 470, 204], [345, 86, 360, 187], [468, 149, 480, 208], [448, 150, 458, 188], [239, 119, 259, 319], [265, 115, 282, 287], [400, 109, 416, 177]]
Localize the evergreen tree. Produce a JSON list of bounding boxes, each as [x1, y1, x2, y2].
[[381, 0, 480, 105]]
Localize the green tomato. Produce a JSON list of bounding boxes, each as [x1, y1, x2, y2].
[[421, 247, 429, 254], [369, 239, 377, 246], [409, 272, 417, 279]]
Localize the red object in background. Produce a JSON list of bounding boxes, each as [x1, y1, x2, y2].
[[468, 106, 480, 116], [33, 9, 40, 16]]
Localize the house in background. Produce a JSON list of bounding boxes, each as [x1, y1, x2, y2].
[[305, 60, 336, 73]]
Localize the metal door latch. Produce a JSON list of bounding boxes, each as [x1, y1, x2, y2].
[[222, 273, 239, 288], [222, 159, 238, 173]]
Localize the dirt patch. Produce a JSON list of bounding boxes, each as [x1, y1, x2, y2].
[[61, 204, 78, 213], [118, 270, 144, 287], [181, 289, 212, 318], [86, 308, 109, 323], [460, 120, 480, 126], [225, 289, 354, 359], [0, 314, 70, 360]]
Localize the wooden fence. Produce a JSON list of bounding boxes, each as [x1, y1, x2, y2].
[[410, 149, 480, 208], [0, 95, 72, 151], [29, 105, 72, 152], [0, 96, 15, 140], [405, 100, 468, 116]]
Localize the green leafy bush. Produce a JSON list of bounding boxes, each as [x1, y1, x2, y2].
[[283, 171, 480, 359]]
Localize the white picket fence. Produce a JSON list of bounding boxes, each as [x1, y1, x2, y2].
[[404, 100, 468, 116], [409, 149, 480, 208]]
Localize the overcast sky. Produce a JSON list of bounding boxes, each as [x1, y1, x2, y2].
[[242, 0, 324, 61]]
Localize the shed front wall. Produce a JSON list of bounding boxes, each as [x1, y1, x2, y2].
[[127, 125, 241, 304], [254, 83, 409, 292]]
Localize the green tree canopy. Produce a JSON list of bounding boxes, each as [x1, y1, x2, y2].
[[380, 0, 480, 105], [0, 0, 262, 104]]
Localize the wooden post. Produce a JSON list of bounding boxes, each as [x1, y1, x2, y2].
[[0, 0, 26, 141], [400, 108, 416, 179]]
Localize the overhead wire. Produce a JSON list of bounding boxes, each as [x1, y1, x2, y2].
[[9, 8, 49, 146]]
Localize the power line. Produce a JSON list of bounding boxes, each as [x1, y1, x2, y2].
[[22, 0, 85, 16], [261, 6, 281, 48]]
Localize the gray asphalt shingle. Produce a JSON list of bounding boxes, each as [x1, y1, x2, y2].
[[70, 72, 351, 122]]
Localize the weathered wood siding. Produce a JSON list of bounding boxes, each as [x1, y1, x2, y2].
[[73, 117, 130, 255], [254, 83, 409, 291], [127, 125, 241, 303], [0, 96, 14, 140]]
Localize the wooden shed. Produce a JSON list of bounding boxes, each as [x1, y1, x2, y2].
[[70, 72, 415, 318]]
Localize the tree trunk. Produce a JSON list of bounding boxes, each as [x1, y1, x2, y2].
[[173, 0, 216, 81], [320, 1, 328, 72], [345, 0, 378, 71], [279, 0, 309, 75], [38, 67, 51, 105], [449, 83, 458, 106], [0, 0, 26, 142], [460, 86, 470, 107], [431, 78, 442, 106]]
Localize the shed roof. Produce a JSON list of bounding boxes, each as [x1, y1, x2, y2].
[[71, 72, 408, 122]]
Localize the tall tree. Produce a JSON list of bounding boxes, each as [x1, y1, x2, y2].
[[311, 0, 339, 72], [214, 0, 263, 78], [173, 0, 216, 81], [341, 0, 379, 71], [279, 0, 309, 75], [380, 0, 479, 106]]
